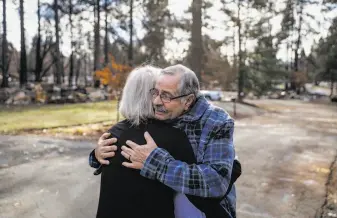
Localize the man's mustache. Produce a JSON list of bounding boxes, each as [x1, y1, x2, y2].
[[153, 105, 168, 113]]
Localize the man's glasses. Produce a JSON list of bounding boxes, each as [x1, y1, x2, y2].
[[149, 88, 192, 103]]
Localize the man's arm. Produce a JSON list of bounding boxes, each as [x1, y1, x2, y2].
[[140, 120, 235, 198], [89, 149, 101, 169]]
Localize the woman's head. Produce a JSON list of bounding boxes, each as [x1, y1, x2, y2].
[[119, 65, 161, 125]]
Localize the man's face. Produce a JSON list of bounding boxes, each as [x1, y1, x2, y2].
[[152, 74, 192, 120]]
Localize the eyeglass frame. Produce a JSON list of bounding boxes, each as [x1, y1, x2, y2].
[[149, 88, 193, 103]]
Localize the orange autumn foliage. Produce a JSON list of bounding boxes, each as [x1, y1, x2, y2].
[[94, 55, 132, 89]]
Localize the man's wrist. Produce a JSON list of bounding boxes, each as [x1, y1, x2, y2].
[[91, 149, 98, 161], [140, 147, 170, 179], [89, 149, 101, 168]]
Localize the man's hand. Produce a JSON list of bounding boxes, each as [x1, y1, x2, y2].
[[95, 133, 118, 165], [121, 132, 158, 169]]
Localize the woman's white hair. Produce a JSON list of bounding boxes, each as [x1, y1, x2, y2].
[[119, 65, 161, 126]]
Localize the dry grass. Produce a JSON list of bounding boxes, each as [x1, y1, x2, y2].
[[0, 101, 119, 133]]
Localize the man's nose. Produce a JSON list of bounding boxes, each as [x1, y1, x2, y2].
[[153, 95, 163, 105]]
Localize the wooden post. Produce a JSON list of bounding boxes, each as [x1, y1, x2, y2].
[[116, 92, 120, 122], [233, 98, 237, 117]]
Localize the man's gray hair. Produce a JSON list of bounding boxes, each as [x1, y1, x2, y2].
[[161, 64, 200, 97], [119, 65, 161, 126]]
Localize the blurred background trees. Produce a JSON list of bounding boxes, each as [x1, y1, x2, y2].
[[0, 0, 336, 99]]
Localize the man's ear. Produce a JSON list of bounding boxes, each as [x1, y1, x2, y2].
[[184, 95, 194, 110]]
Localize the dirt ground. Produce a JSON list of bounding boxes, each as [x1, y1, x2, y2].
[[234, 100, 337, 218], [0, 99, 336, 218]]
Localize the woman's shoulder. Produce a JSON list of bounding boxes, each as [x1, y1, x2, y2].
[[147, 119, 186, 137], [147, 118, 173, 127], [107, 119, 131, 138], [147, 119, 196, 163]]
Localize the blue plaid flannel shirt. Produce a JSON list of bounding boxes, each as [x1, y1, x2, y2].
[[140, 96, 236, 217], [89, 96, 236, 217]]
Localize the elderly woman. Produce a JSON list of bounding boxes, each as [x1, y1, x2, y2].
[[95, 66, 204, 218]]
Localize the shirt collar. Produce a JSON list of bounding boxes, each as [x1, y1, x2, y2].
[[160, 96, 209, 124], [179, 96, 209, 122]]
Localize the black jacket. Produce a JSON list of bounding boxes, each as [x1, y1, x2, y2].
[[96, 119, 236, 218], [96, 119, 197, 218]]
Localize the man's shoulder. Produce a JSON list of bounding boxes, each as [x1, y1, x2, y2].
[[181, 97, 233, 127], [200, 105, 234, 141], [203, 104, 234, 125], [203, 104, 234, 129]]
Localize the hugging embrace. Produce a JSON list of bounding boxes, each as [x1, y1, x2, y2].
[[89, 64, 241, 218]]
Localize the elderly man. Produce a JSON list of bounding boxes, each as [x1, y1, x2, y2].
[[90, 64, 236, 217]]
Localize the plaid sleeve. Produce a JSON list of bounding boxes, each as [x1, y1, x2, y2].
[[140, 120, 235, 198], [89, 149, 101, 169]]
